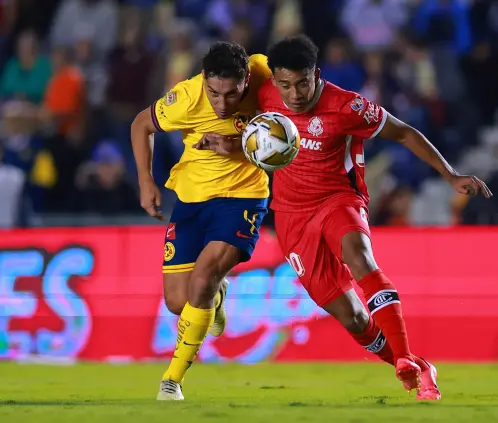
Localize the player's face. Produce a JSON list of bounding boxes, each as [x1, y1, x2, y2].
[[272, 67, 318, 113], [204, 74, 249, 119]]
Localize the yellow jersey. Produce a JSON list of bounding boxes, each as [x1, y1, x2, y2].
[[151, 54, 271, 203]]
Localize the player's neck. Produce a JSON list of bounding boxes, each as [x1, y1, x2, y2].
[[305, 79, 324, 112]]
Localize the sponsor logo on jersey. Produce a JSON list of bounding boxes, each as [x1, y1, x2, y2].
[[350, 97, 364, 114], [163, 242, 176, 262], [233, 114, 251, 133], [307, 116, 324, 137], [166, 91, 177, 106], [300, 138, 323, 151], [363, 102, 381, 125], [166, 223, 176, 240]]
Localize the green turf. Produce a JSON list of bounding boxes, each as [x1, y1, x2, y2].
[[0, 362, 497, 422]]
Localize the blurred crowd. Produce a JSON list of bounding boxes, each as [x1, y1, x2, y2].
[[1, 0, 498, 228]]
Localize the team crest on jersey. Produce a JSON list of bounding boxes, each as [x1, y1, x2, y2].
[[308, 116, 323, 137], [166, 91, 177, 106], [350, 97, 364, 114], [233, 114, 251, 133], [164, 242, 175, 262]]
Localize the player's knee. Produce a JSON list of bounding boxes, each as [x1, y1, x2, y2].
[[164, 296, 187, 316], [339, 309, 369, 334], [188, 274, 219, 308], [162, 273, 189, 315], [347, 252, 374, 278], [342, 232, 377, 280]]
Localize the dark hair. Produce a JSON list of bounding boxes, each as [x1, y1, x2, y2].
[[267, 35, 319, 73], [202, 41, 249, 80]]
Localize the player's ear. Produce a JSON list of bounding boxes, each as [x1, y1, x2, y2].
[[314, 68, 321, 81], [244, 72, 250, 89], [271, 75, 276, 86]]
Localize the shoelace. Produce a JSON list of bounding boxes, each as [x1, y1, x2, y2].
[[161, 380, 181, 394]]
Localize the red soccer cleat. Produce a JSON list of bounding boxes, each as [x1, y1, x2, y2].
[[416, 359, 441, 401], [396, 358, 421, 392]]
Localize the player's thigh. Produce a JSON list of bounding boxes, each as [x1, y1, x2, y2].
[[203, 197, 268, 264], [321, 202, 371, 259], [162, 217, 204, 314], [186, 197, 268, 305], [322, 203, 378, 280], [275, 211, 353, 308]]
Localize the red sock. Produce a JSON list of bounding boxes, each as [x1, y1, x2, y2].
[[349, 316, 394, 365], [357, 269, 413, 362]]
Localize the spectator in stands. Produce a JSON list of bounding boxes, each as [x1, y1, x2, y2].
[[1, 100, 57, 212], [42, 46, 85, 137], [205, 0, 274, 51], [0, 29, 51, 104], [174, 0, 209, 21], [51, 0, 118, 61], [340, 0, 409, 52], [164, 19, 197, 90], [320, 38, 365, 93], [71, 140, 141, 214], [373, 186, 415, 226], [0, 143, 25, 228], [227, 18, 255, 54], [107, 11, 154, 172], [412, 0, 472, 56], [0, 0, 16, 67], [461, 40, 498, 126]]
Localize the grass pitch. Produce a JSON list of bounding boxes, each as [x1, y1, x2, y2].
[[1, 362, 497, 422]]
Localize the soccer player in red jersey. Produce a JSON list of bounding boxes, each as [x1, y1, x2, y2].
[[261, 35, 492, 399], [195, 36, 492, 400]]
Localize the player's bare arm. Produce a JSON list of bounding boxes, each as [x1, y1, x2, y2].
[[380, 114, 493, 198], [130, 107, 164, 220]]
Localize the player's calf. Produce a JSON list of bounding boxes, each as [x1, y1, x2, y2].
[[322, 289, 395, 365], [160, 241, 240, 397], [342, 232, 414, 364], [322, 289, 370, 334]]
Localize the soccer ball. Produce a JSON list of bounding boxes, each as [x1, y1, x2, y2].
[[242, 112, 300, 171]]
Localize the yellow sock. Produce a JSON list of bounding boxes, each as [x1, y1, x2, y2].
[[214, 290, 222, 310], [162, 302, 215, 383]]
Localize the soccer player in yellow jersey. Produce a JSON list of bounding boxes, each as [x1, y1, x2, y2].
[[130, 42, 271, 400]]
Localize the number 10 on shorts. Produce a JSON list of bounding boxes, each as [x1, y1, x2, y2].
[[286, 252, 305, 277]]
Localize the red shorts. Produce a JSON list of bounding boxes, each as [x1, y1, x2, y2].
[[274, 195, 371, 307]]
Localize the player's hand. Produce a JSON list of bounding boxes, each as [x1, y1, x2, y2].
[[449, 174, 493, 198], [138, 176, 165, 220], [193, 133, 242, 156]]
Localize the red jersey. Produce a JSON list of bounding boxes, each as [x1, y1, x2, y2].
[[258, 79, 387, 212]]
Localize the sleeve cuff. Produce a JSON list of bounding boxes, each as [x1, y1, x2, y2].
[[150, 100, 164, 132], [368, 107, 388, 139]]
